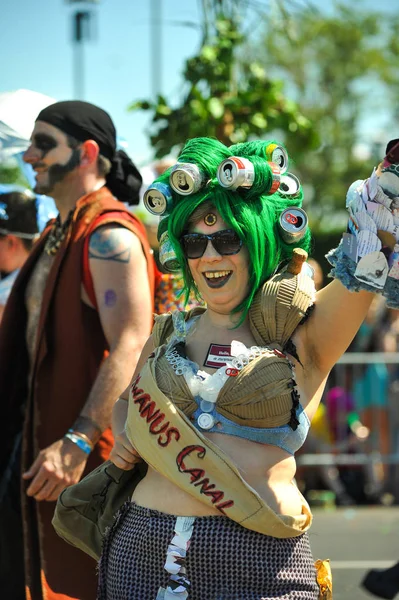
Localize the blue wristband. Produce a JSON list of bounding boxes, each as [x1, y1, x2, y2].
[[65, 432, 92, 455]]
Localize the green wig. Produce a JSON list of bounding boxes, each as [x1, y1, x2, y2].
[[151, 137, 311, 322]]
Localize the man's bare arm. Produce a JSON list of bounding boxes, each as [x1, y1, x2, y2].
[[77, 223, 153, 438], [23, 224, 153, 501], [110, 335, 156, 470]]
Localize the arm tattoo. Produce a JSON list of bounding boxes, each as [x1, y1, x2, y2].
[[104, 289, 117, 307], [89, 227, 132, 263]]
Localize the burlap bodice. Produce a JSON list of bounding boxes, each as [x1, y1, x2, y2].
[[151, 267, 315, 428]]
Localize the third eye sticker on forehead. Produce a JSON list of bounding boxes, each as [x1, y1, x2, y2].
[[204, 344, 233, 368]]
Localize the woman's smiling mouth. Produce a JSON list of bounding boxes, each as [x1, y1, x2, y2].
[[203, 270, 232, 288]]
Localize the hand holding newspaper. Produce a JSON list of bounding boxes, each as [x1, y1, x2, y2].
[[327, 138, 399, 307]]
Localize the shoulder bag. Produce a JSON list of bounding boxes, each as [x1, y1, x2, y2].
[[52, 460, 147, 561]]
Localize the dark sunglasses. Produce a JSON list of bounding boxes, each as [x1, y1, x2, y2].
[[385, 139, 399, 165], [180, 228, 243, 259]]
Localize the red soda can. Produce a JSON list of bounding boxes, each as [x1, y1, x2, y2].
[[217, 156, 255, 190]]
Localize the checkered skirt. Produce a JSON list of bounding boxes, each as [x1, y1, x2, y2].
[[97, 502, 319, 600]]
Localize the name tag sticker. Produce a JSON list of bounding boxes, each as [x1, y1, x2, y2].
[[204, 344, 232, 368]]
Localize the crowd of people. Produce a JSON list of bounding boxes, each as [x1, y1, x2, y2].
[[296, 284, 399, 509], [0, 98, 398, 600]]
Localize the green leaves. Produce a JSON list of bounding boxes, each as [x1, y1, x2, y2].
[[200, 45, 217, 62], [128, 10, 313, 158], [249, 62, 267, 81], [0, 164, 30, 187], [128, 100, 151, 111], [256, 0, 399, 225], [208, 97, 224, 119], [250, 113, 268, 129]]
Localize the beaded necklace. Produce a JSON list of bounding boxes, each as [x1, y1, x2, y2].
[[44, 210, 74, 256]]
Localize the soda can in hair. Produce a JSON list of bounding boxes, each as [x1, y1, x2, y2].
[[217, 156, 255, 190], [158, 231, 180, 272], [157, 214, 168, 242], [169, 163, 206, 196], [267, 161, 281, 195], [278, 173, 301, 198], [143, 182, 173, 216], [278, 207, 308, 244], [265, 143, 289, 174]]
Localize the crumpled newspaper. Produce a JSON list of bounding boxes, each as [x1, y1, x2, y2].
[[327, 163, 399, 308]]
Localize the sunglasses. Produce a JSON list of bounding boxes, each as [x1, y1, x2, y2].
[[180, 228, 243, 259]]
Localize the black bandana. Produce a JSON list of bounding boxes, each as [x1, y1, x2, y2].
[[36, 101, 142, 205]]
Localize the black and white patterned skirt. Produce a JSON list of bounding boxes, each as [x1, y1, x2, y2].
[[97, 502, 319, 600]]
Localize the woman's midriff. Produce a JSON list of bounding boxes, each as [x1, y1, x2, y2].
[[131, 433, 303, 517]]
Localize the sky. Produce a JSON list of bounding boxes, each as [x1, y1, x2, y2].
[[1, 0, 395, 169], [2, 0, 203, 166]]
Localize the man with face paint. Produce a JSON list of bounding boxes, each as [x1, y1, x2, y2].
[[0, 101, 156, 600]]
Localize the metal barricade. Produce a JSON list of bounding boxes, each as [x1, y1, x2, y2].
[[297, 352, 399, 503]]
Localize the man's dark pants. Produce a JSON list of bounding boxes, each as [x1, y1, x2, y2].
[[0, 434, 26, 600]]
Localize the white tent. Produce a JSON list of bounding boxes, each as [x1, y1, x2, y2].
[[0, 89, 58, 228], [0, 89, 55, 161]]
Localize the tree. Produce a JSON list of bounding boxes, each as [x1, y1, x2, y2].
[[129, 0, 318, 158], [0, 163, 29, 187], [258, 1, 399, 231]]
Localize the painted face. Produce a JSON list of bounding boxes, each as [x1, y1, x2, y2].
[[186, 210, 250, 315], [23, 121, 81, 195]]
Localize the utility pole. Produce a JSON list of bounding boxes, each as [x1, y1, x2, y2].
[[65, 0, 99, 100], [150, 0, 162, 99]]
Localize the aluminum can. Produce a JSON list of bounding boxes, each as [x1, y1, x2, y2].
[[265, 143, 289, 174], [278, 173, 301, 197], [267, 161, 281, 194], [278, 207, 308, 244], [143, 182, 173, 216], [217, 156, 255, 190], [158, 231, 180, 272], [157, 214, 169, 242], [169, 163, 205, 195]]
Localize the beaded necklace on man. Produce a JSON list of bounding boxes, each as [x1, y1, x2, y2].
[[44, 210, 74, 256]]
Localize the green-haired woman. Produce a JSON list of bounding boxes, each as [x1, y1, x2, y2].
[[98, 137, 397, 600]]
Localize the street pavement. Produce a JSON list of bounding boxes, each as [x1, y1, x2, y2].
[[309, 506, 399, 599]]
